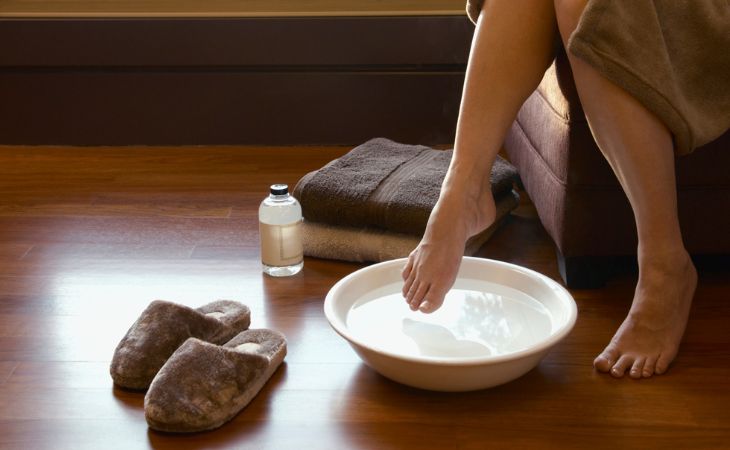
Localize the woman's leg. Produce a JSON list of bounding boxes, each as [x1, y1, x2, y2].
[[402, 0, 558, 312], [554, 0, 697, 378]]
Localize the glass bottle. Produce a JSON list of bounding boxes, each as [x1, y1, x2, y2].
[[258, 184, 303, 276]]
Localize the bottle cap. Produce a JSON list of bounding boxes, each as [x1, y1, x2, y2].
[[270, 184, 289, 195]]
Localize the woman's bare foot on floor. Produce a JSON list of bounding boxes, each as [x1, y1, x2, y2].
[[401, 185, 496, 314], [594, 249, 697, 379]]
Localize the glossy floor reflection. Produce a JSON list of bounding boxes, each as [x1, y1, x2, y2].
[[0, 146, 728, 449]]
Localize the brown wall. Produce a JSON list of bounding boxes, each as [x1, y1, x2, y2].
[[0, 17, 473, 145]]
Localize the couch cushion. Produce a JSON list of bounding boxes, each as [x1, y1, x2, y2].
[[521, 50, 730, 188], [517, 52, 618, 187]]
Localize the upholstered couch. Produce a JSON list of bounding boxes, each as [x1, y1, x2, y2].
[[505, 50, 730, 288]]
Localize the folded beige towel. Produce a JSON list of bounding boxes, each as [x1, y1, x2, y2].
[[303, 190, 519, 263], [294, 138, 519, 235], [467, 0, 730, 155]]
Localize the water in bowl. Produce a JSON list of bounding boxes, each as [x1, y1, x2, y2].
[[346, 281, 553, 359]]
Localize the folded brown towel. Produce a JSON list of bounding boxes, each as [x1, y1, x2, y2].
[[467, 0, 730, 155], [302, 190, 519, 263], [293, 138, 519, 235]]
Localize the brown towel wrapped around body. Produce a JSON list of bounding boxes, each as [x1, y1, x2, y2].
[[466, 0, 730, 155], [293, 138, 518, 236]]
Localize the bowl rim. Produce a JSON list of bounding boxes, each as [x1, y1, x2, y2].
[[324, 256, 577, 366]]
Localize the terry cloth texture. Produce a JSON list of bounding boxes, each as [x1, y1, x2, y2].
[[293, 137, 519, 236], [466, 0, 730, 155], [302, 190, 519, 263]]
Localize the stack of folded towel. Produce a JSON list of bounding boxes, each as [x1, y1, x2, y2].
[[293, 138, 520, 263]]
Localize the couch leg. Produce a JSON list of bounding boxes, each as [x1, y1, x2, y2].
[[556, 250, 616, 289]]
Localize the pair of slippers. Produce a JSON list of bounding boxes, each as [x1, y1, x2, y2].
[[110, 300, 286, 433]]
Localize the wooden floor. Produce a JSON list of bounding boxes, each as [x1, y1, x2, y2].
[[0, 145, 728, 449]]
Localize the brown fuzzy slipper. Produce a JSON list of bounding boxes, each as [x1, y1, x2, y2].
[[144, 329, 287, 433], [110, 300, 251, 390]]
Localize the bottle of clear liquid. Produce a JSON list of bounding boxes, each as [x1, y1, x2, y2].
[[259, 184, 303, 276]]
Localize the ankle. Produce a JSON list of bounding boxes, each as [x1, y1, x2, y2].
[[439, 184, 483, 207], [442, 165, 493, 201], [636, 246, 695, 288], [425, 199, 471, 238], [637, 245, 691, 268]]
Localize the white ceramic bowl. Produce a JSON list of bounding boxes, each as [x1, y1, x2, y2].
[[324, 257, 577, 391]]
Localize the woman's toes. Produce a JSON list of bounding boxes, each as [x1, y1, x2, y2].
[[419, 296, 440, 314], [402, 274, 416, 298], [610, 355, 634, 378], [642, 356, 658, 378], [593, 356, 612, 372], [401, 257, 414, 281], [594, 347, 618, 372], [629, 357, 646, 379], [419, 286, 447, 314], [408, 283, 429, 311], [405, 274, 423, 301], [655, 354, 672, 375], [419, 298, 446, 314]]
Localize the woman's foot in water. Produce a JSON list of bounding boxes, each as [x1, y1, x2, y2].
[[402, 181, 496, 313]]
